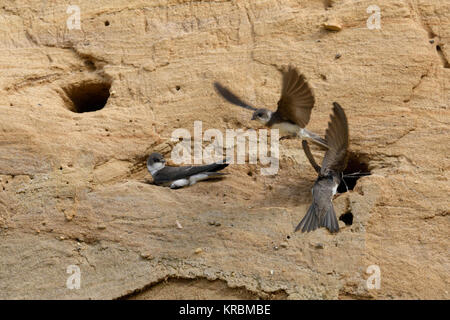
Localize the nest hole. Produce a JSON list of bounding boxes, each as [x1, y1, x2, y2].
[[64, 80, 111, 113], [339, 211, 353, 226], [337, 152, 371, 193], [83, 59, 96, 71]]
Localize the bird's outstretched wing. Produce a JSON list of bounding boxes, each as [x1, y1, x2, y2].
[[153, 161, 228, 184], [213, 82, 257, 111], [302, 140, 321, 173], [320, 102, 349, 174], [276, 65, 315, 128]]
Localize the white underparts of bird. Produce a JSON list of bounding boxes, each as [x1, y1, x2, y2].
[[295, 102, 349, 233], [146, 153, 229, 189], [214, 65, 328, 149]]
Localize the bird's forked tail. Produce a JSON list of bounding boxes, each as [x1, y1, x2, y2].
[[295, 204, 339, 233]]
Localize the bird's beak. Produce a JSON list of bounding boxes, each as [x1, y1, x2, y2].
[[251, 114, 257, 120]]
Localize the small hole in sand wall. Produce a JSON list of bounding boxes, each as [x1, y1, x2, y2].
[[339, 211, 353, 226], [63, 80, 111, 113]]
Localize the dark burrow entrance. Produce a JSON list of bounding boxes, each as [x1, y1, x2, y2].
[[339, 211, 353, 226], [337, 152, 371, 193], [63, 80, 111, 113]]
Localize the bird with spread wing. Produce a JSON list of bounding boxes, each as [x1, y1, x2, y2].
[[214, 65, 328, 149], [295, 102, 349, 233]]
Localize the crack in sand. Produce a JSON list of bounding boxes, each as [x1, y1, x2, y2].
[[384, 127, 416, 146], [116, 275, 288, 300]]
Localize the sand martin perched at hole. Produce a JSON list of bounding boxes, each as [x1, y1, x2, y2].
[[295, 102, 349, 233], [214, 65, 328, 148], [146, 153, 229, 189]]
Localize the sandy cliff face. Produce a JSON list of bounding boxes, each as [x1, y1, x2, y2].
[[0, 0, 448, 299]]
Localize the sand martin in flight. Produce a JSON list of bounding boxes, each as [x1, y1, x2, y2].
[[214, 65, 328, 148], [146, 153, 229, 189], [295, 102, 349, 233]]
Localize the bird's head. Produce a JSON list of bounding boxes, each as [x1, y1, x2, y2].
[[146, 152, 166, 175], [251, 108, 272, 124]]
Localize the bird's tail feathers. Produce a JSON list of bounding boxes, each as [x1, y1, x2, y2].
[[295, 203, 319, 233], [302, 129, 328, 149], [208, 171, 228, 175], [295, 204, 340, 233], [320, 206, 339, 233], [204, 172, 228, 179]]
